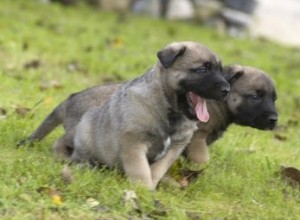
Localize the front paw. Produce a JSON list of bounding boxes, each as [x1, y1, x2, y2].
[[188, 151, 210, 164]]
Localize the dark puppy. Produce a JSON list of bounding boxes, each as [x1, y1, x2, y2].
[[185, 64, 278, 163]]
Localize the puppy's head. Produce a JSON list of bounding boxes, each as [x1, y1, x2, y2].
[[225, 65, 278, 130], [157, 41, 230, 122]]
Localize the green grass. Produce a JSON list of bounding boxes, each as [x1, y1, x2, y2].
[[1, 0, 300, 219]]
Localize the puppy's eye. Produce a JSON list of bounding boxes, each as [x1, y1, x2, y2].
[[190, 67, 207, 73], [257, 90, 264, 97], [250, 94, 262, 102], [252, 94, 260, 100], [204, 62, 212, 70]]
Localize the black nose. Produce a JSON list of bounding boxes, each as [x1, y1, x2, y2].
[[268, 114, 278, 126]]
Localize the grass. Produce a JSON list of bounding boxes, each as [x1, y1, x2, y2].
[[1, 0, 300, 219]]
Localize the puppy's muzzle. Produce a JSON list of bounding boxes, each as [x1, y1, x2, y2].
[[267, 113, 278, 129]]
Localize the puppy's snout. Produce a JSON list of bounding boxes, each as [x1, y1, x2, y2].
[[268, 114, 278, 128]]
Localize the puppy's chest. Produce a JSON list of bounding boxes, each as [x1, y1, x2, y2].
[[147, 111, 198, 163], [168, 113, 198, 145], [149, 113, 197, 163]]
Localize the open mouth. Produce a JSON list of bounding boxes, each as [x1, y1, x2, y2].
[[188, 92, 209, 122]]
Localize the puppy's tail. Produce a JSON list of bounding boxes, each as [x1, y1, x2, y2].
[[17, 104, 65, 147]]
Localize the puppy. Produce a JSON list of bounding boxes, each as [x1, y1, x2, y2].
[[71, 41, 229, 189], [185, 64, 278, 163]]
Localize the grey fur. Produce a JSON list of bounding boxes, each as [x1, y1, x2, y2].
[[20, 41, 230, 189], [71, 41, 229, 189]]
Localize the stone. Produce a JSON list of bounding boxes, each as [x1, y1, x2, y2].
[[132, 0, 161, 17], [166, 0, 195, 20], [193, 0, 223, 22]]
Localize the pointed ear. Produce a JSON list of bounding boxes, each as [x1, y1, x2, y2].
[[157, 45, 186, 68], [223, 64, 244, 83]]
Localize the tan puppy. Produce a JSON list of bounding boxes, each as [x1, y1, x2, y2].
[[185, 65, 278, 163]]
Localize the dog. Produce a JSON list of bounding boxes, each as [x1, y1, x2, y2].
[[70, 41, 229, 189], [185, 64, 278, 163]]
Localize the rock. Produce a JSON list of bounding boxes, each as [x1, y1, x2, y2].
[[166, 0, 195, 20], [251, 0, 300, 47], [224, 0, 257, 14], [132, 0, 161, 17], [194, 0, 223, 23], [222, 7, 253, 27], [99, 0, 132, 12]]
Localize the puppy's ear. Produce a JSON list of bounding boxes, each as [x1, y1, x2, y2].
[[157, 45, 186, 68], [223, 64, 244, 83]]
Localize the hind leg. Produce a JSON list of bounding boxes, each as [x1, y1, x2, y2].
[[52, 135, 73, 159]]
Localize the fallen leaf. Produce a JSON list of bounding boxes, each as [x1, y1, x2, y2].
[[51, 80, 63, 89], [44, 96, 53, 106], [177, 168, 205, 188], [178, 177, 189, 188], [185, 211, 202, 220], [112, 37, 124, 49], [0, 107, 7, 120], [147, 209, 168, 218], [86, 198, 100, 208], [274, 134, 287, 142], [66, 60, 85, 73], [14, 105, 31, 117], [123, 190, 141, 213], [22, 41, 29, 51], [37, 186, 63, 206], [85, 198, 110, 212], [52, 194, 63, 206], [62, 165, 74, 185], [281, 166, 300, 187], [273, 125, 288, 132], [24, 59, 41, 69], [84, 45, 93, 52], [146, 199, 168, 218], [39, 80, 63, 91]]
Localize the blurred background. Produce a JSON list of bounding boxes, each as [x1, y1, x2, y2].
[[45, 0, 300, 47]]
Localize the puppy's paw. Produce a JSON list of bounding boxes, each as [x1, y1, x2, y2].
[[188, 152, 210, 164]]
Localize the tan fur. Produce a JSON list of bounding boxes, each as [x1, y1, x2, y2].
[[185, 65, 277, 164]]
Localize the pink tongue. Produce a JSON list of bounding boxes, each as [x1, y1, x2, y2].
[[189, 92, 209, 122]]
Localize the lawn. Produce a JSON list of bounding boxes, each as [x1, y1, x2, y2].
[[1, 0, 300, 219]]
